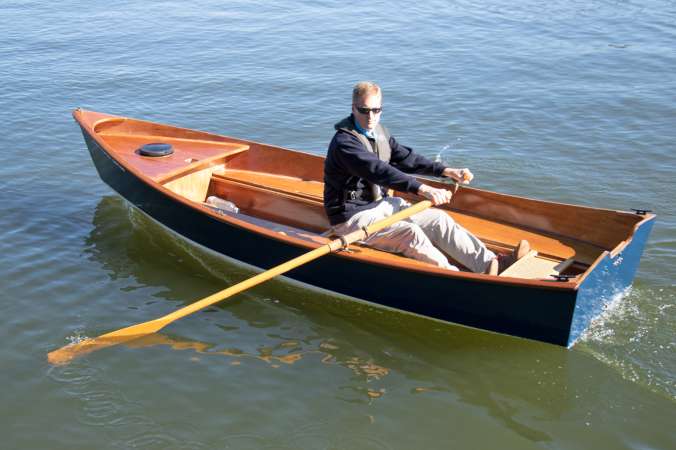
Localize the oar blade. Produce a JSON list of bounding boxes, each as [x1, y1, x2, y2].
[[47, 318, 167, 365], [47, 336, 125, 366]]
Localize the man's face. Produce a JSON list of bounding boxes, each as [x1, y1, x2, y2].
[[352, 93, 382, 131]]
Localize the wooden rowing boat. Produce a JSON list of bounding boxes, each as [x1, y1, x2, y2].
[[73, 109, 655, 347]]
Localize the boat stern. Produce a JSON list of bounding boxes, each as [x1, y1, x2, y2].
[[568, 213, 655, 346]]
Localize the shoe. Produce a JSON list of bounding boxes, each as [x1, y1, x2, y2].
[[485, 240, 531, 276]]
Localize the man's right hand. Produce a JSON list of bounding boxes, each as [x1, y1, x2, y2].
[[418, 184, 452, 205]]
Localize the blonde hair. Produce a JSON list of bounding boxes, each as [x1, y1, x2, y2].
[[352, 81, 381, 104]]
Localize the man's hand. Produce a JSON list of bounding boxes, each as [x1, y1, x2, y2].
[[418, 184, 452, 206], [443, 167, 473, 184]]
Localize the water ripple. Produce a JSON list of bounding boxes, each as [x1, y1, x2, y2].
[[47, 362, 207, 449], [3, 0, 676, 448], [579, 286, 676, 401]]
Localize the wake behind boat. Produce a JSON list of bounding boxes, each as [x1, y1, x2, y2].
[[72, 108, 655, 347]]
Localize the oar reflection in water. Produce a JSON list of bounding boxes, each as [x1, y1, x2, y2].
[[116, 333, 389, 379]]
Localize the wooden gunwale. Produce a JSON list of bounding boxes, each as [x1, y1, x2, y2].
[[74, 109, 607, 291]]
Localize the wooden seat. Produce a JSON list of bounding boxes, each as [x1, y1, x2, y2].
[[500, 252, 575, 279]]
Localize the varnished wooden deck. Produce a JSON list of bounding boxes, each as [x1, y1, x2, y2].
[[98, 133, 249, 182]]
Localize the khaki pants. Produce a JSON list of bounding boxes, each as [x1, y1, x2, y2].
[[333, 197, 495, 272]]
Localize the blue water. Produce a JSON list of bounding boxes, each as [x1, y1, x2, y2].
[[2, 1, 675, 448]]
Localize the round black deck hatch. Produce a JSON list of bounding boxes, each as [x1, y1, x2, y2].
[[138, 143, 174, 157]]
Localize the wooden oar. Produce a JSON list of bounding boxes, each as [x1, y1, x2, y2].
[[48, 200, 433, 365]]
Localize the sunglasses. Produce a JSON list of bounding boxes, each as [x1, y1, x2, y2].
[[356, 106, 383, 115]]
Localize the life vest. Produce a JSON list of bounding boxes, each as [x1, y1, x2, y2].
[[334, 116, 392, 201]]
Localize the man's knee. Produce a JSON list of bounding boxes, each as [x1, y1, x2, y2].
[[423, 209, 456, 234], [370, 221, 426, 250], [390, 222, 429, 248]]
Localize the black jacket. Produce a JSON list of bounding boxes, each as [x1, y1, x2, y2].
[[323, 115, 446, 225]]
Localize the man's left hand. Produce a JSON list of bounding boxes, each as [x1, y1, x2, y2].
[[418, 184, 453, 206]]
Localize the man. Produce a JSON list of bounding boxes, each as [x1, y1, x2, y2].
[[323, 81, 529, 275]]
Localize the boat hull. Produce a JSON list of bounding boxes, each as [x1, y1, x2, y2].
[[80, 125, 654, 347]]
